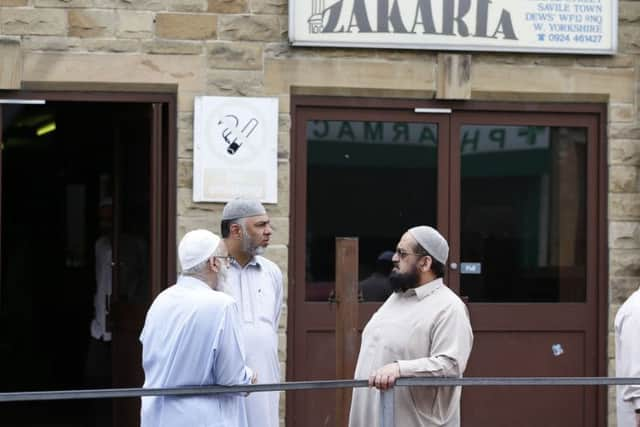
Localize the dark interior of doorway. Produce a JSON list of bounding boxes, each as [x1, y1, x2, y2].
[[0, 101, 150, 426]]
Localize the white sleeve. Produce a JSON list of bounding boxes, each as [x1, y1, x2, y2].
[[621, 309, 640, 410], [214, 302, 253, 386], [272, 267, 284, 333]]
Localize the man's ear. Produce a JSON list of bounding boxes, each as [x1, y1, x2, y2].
[[209, 257, 219, 273], [230, 222, 242, 239], [422, 256, 432, 272]]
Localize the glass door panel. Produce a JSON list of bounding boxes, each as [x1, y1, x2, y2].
[[459, 124, 588, 303], [305, 119, 439, 302]]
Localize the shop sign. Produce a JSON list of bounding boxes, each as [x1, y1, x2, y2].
[[307, 120, 551, 154], [193, 96, 278, 203], [290, 0, 616, 54]]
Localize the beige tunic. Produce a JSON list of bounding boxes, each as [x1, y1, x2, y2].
[[349, 278, 473, 427], [615, 288, 640, 427]]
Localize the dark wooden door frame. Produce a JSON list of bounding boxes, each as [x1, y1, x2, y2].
[[287, 96, 608, 427], [0, 90, 178, 427], [0, 90, 178, 287]]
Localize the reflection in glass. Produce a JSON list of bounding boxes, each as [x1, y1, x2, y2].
[[306, 120, 438, 301], [460, 125, 587, 302]]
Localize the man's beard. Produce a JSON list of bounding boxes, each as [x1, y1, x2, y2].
[[389, 267, 420, 293], [241, 232, 265, 256], [214, 263, 229, 290]]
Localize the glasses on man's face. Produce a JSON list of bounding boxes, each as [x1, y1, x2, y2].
[[394, 249, 427, 259], [213, 255, 235, 266]]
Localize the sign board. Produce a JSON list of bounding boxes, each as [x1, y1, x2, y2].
[[193, 96, 278, 203], [307, 120, 551, 155], [290, 0, 617, 55]]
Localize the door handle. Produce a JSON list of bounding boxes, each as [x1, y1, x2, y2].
[[449, 262, 458, 270]]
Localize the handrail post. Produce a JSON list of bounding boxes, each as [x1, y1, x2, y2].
[[335, 237, 359, 427], [379, 389, 395, 427]]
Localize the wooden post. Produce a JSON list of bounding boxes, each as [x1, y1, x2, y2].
[[335, 237, 359, 427]]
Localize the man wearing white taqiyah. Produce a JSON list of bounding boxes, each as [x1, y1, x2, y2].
[[140, 229, 256, 427], [350, 226, 473, 427], [220, 199, 283, 427]]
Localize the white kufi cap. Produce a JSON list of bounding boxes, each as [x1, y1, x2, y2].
[[178, 229, 221, 270], [408, 226, 449, 264]]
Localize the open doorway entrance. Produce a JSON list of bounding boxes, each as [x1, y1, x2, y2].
[[0, 93, 176, 427]]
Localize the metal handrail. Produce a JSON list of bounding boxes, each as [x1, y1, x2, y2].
[[1, 377, 638, 427], [1, 377, 638, 403]]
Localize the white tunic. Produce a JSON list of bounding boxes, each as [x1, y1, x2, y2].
[[140, 276, 253, 427], [220, 256, 283, 427], [615, 287, 640, 427], [349, 278, 473, 427]]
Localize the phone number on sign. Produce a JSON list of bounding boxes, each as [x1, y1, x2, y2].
[[546, 34, 603, 43]]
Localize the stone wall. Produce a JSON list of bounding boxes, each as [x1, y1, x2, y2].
[[0, 0, 639, 425]]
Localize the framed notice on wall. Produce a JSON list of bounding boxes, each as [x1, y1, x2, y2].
[[290, 0, 617, 55], [193, 96, 278, 203]]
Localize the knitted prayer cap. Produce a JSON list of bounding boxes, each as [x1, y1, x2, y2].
[[407, 226, 449, 264], [221, 198, 266, 220]]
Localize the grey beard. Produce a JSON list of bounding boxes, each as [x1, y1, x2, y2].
[[242, 234, 265, 257]]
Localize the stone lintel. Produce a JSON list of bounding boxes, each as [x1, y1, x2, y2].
[[436, 53, 471, 100], [0, 38, 23, 89]]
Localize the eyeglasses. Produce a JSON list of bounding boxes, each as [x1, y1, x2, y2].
[[213, 255, 235, 266], [394, 249, 427, 259]]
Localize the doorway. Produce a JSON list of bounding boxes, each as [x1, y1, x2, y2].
[[0, 92, 176, 427], [288, 97, 607, 427]]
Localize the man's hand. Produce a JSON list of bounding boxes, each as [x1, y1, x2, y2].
[[635, 412, 640, 427], [369, 362, 400, 390], [250, 372, 258, 385]]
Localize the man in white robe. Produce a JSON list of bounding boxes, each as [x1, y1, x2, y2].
[[615, 285, 640, 427], [349, 226, 473, 427], [219, 199, 283, 427], [140, 229, 255, 427]]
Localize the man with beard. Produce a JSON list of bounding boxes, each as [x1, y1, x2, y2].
[[220, 199, 283, 427], [140, 229, 256, 427], [349, 226, 473, 427]]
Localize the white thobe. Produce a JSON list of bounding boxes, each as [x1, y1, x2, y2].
[[220, 256, 283, 427], [615, 287, 640, 427], [90, 236, 112, 341], [140, 276, 253, 427], [349, 278, 473, 427]]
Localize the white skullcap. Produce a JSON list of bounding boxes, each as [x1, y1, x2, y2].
[[408, 226, 449, 264], [222, 198, 266, 220], [178, 229, 221, 270]]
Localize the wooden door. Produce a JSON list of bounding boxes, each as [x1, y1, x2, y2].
[[110, 102, 176, 427], [288, 97, 450, 426], [449, 108, 607, 427], [288, 98, 607, 427]]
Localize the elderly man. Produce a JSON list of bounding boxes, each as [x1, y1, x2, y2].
[[349, 226, 473, 427], [140, 229, 255, 427], [220, 199, 283, 427], [615, 285, 640, 427]]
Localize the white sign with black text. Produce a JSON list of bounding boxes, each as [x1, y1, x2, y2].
[[193, 96, 278, 203], [290, 0, 617, 54]]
